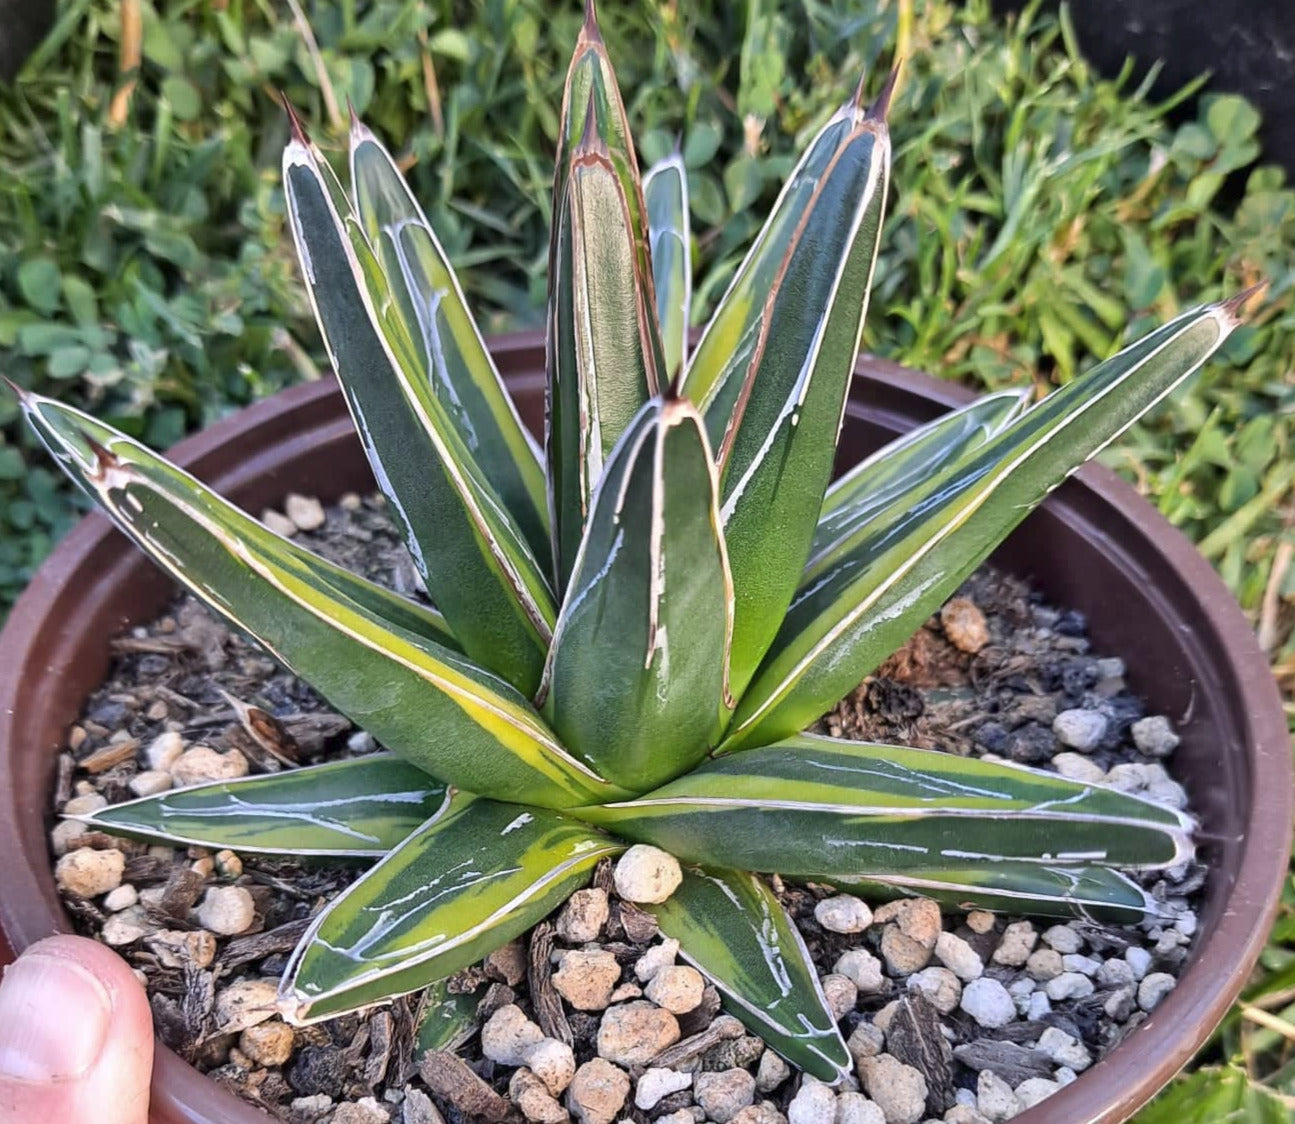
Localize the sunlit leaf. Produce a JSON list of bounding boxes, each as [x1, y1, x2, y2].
[[643, 153, 692, 382]]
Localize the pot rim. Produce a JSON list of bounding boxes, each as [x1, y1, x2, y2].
[[0, 331, 1289, 1124]]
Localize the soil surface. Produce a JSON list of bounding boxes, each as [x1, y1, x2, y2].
[[48, 493, 1203, 1124]]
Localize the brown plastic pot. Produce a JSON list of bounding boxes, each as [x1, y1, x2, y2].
[[0, 333, 1289, 1124]]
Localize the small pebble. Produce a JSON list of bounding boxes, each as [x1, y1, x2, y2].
[[240, 1021, 295, 1067], [934, 931, 983, 982], [129, 769, 173, 797], [847, 1022, 885, 1069], [1131, 715, 1180, 757], [557, 888, 610, 943], [787, 1080, 837, 1124], [635, 1068, 692, 1111], [815, 895, 873, 934], [966, 911, 996, 935], [1026, 992, 1051, 1021], [757, 1049, 791, 1092], [645, 965, 705, 1015], [553, 950, 621, 1011], [1025, 949, 1063, 981], [214, 978, 280, 1034], [146, 730, 184, 770], [1051, 752, 1106, 783], [523, 1037, 577, 1096], [1138, 972, 1176, 1012], [835, 1091, 885, 1124], [1045, 972, 1095, 1002], [941, 598, 990, 653], [596, 1001, 680, 1066], [634, 938, 680, 982], [482, 1004, 545, 1066], [62, 793, 107, 817], [695, 1068, 757, 1123], [332, 1099, 389, 1124], [285, 493, 326, 531], [566, 1058, 630, 1124], [820, 973, 859, 1020], [510, 1067, 569, 1124], [834, 949, 885, 994], [1041, 925, 1082, 954], [55, 847, 125, 898], [614, 845, 682, 904], [959, 978, 1016, 1029], [858, 1055, 928, 1124], [1124, 946, 1152, 980], [1052, 708, 1107, 751], [171, 745, 249, 786], [1036, 1027, 1091, 1071], [1013, 1077, 1060, 1110], [102, 883, 138, 912], [976, 1070, 1020, 1123], [906, 967, 961, 1015], [990, 922, 1037, 968], [196, 885, 256, 936], [148, 928, 217, 969], [102, 906, 151, 946]]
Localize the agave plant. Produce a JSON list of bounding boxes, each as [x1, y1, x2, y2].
[[13, 6, 1243, 1082]]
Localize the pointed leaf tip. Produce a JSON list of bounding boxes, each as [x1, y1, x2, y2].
[[581, 0, 602, 43], [574, 95, 607, 157], [281, 93, 310, 145], [1220, 280, 1267, 323], [1, 375, 29, 403], [866, 64, 901, 121], [849, 69, 868, 112]]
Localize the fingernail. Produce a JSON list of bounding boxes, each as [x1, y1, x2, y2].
[[0, 952, 112, 1081]]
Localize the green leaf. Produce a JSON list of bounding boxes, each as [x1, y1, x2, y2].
[[546, 12, 666, 592], [279, 793, 623, 1024], [76, 755, 445, 856], [643, 153, 692, 383], [284, 134, 556, 696], [728, 300, 1242, 749], [1134, 1066, 1293, 1124], [679, 94, 891, 696], [805, 388, 1030, 586], [580, 734, 1192, 877], [646, 866, 850, 1082], [414, 978, 485, 1056], [20, 391, 623, 810], [17, 258, 62, 315], [349, 122, 550, 565], [539, 397, 734, 791], [827, 863, 1160, 924]]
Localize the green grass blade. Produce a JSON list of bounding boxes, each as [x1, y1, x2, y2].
[[678, 95, 891, 696], [349, 121, 550, 565], [580, 734, 1193, 878], [279, 793, 623, 1024], [646, 866, 850, 1082], [806, 389, 1030, 584], [643, 153, 692, 383], [826, 863, 1160, 924], [546, 12, 666, 593], [539, 397, 734, 790], [284, 134, 556, 696], [19, 393, 622, 810], [75, 755, 444, 856], [728, 300, 1242, 749]]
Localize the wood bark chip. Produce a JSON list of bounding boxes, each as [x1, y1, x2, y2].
[[879, 991, 955, 1116], [419, 1050, 510, 1123], [528, 921, 572, 1045]]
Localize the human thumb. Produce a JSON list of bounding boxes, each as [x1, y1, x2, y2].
[[0, 935, 153, 1124]]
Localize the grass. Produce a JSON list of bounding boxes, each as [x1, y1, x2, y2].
[[1, 0, 1293, 1112]]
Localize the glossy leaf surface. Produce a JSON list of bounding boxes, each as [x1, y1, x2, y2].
[[546, 13, 665, 590], [679, 96, 891, 695], [21, 393, 619, 810], [349, 122, 550, 563], [728, 301, 1241, 749], [643, 153, 691, 382], [414, 978, 485, 1056], [805, 388, 1029, 584], [541, 397, 733, 790], [647, 866, 850, 1081], [280, 794, 623, 1023], [581, 734, 1192, 876], [78, 755, 443, 856], [285, 136, 556, 695], [827, 862, 1160, 924]]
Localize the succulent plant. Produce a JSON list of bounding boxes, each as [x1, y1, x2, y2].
[[12, 5, 1245, 1082]]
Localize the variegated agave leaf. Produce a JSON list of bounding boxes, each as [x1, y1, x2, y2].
[[74, 756, 444, 856], [579, 735, 1193, 885], [20, 392, 620, 810], [678, 80, 893, 697], [540, 395, 735, 791], [279, 793, 623, 1024], [828, 863, 1162, 925], [805, 388, 1030, 584], [645, 866, 850, 1081], [726, 299, 1243, 750], [643, 152, 692, 382], [349, 119, 550, 565], [284, 130, 557, 697], [546, 5, 667, 593], [414, 978, 486, 1057]]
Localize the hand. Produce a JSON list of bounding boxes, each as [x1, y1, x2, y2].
[[0, 935, 153, 1124]]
